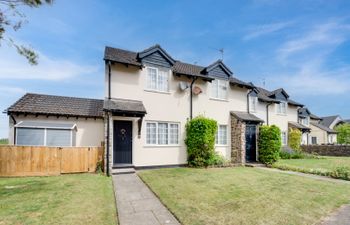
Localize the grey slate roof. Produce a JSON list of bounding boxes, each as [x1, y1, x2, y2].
[[320, 115, 340, 128], [230, 111, 264, 123], [310, 121, 337, 133], [310, 113, 321, 120], [255, 86, 303, 106], [104, 98, 146, 115], [104, 45, 253, 88], [6, 93, 104, 118], [288, 121, 311, 131]]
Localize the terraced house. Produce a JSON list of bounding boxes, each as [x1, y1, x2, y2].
[[6, 44, 316, 172]]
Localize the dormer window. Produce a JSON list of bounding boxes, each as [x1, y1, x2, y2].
[[300, 117, 309, 126], [146, 66, 169, 92], [211, 79, 228, 100], [276, 101, 287, 115], [249, 96, 258, 113]]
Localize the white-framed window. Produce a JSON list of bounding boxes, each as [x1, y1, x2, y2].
[[276, 101, 287, 115], [146, 66, 169, 92], [16, 125, 76, 147], [145, 121, 179, 145], [216, 125, 228, 145], [281, 131, 287, 145], [249, 96, 258, 113], [311, 136, 317, 145], [300, 117, 309, 126], [211, 79, 228, 100]]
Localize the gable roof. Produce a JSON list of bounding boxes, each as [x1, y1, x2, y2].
[[104, 45, 252, 88], [137, 44, 175, 65], [310, 121, 337, 133], [254, 86, 303, 106], [320, 115, 342, 128], [6, 93, 104, 118]]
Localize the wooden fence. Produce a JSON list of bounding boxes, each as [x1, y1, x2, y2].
[[0, 145, 104, 177]]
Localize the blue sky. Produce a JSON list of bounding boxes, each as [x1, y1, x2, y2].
[[1, 0, 350, 138]]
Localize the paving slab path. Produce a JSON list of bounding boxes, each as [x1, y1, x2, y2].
[[318, 204, 350, 225], [112, 173, 181, 225]]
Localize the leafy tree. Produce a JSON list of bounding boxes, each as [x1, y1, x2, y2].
[[288, 128, 302, 151], [335, 124, 350, 144], [0, 0, 53, 64]]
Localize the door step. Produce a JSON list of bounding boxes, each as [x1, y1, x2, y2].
[[112, 167, 136, 175]]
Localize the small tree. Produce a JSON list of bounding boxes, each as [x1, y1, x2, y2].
[[335, 124, 350, 144], [288, 128, 302, 151], [185, 116, 217, 167], [258, 125, 281, 164]]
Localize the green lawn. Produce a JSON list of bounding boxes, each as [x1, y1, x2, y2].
[[273, 157, 350, 180], [139, 167, 350, 225], [0, 138, 8, 145], [0, 174, 117, 225]]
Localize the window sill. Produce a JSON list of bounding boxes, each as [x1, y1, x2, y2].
[[144, 89, 171, 95], [210, 98, 228, 102], [144, 145, 181, 148], [276, 113, 287, 116], [215, 144, 228, 147]]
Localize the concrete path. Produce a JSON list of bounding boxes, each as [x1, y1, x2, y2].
[[319, 205, 350, 225], [112, 173, 181, 225]]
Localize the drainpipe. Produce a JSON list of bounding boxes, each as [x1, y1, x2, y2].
[[247, 89, 254, 113], [106, 60, 112, 176], [189, 77, 198, 120], [10, 115, 17, 145], [266, 103, 272, 125], [108, 61, 112, 100]]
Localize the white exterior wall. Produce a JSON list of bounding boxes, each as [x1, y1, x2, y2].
[[107, 64, 249, 167], [9, 115, 104, 147]]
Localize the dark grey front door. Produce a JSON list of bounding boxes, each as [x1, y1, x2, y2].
[[245, 124, 257, 162], [113, 121, 132, 164]]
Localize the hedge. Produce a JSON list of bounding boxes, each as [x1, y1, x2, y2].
[[185, 116, 217, 167], [258, 125, 281, 164], [288, 128, 302, 152]]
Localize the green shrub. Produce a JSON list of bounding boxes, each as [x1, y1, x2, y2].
[[330, 167, 350, 180], [279, 151, 320, 159], [207, 153, 229, 167], [185, 116, 217, 167], [258, 125, 281, 164], [288, 128, 302, 151], [335, 124, 350, 144]]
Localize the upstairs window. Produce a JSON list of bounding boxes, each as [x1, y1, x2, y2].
[[249, 96, 258, 113], [211, 79, 228, 100], [300, 117, 309, 126], [276, 102, 287, 115], [146, 67, 169, 92]]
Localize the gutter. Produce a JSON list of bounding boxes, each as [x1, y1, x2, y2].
[[247, 89, 254, 113], [266, 103, 272, 125], [106, 60, 112, 176]]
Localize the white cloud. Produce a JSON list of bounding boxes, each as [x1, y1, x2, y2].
[[0, 86, 26, 95], [243, 21, 293, 40], [0, 45, 98, 81], [278, 21, 350, 60]]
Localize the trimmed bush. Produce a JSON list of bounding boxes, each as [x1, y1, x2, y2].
[[258, 125, 281, 164], [185, 116, 217, 167], [335, 124, 350, 144], [288, 128, 302, 152], [279, 151, 320, 159]]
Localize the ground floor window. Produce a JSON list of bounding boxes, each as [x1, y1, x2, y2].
[[15, 121, 76, 147], [216, 125, 228, 145], [281, 131, 287, 145], [311, 136, 317, 145], [146, 121, 179, 145]]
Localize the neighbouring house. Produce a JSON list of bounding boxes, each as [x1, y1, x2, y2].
[[248, 86, 305, 147], [6, 93, 104, 147], [309, 114, 337, 144]]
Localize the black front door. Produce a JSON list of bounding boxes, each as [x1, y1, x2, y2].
[[245, 124, 257, 162], [113, 121, 132, 164]]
